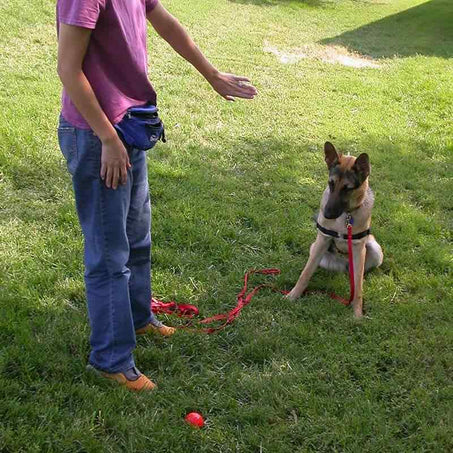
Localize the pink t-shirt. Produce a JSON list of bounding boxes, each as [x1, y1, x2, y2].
[[57, 0, 159, 129]]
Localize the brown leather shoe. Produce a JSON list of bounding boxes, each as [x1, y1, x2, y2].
[[87, 365, 156, 392], [135, 323, 176, 337]]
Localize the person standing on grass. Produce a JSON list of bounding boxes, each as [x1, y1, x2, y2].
[[56, 0, 256, 392]]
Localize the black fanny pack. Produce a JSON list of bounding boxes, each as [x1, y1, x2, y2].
[[114, 104, 166, 151]]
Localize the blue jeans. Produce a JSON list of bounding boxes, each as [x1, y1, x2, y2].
[[58, 115, 161, 373]]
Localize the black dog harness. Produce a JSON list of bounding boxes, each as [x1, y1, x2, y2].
[[316, 223, 371, 240], [316, 214, 371, 240]]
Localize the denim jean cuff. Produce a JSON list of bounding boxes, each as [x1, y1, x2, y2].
[[135, 316, 163, 330], [150, 317, 164, 328], [88, 356, 136, 374]]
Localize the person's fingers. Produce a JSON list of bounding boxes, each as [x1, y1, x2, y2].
[[233, 93, 255, 100], [225, 82, 256, 95], [242, 93, 256, 99], [233, 75, 251, 82], [120, 165, 127, 185], [216, 74, 257, 100], [226, 87, 256, 99], [100, 163, 106, 180], [112, 167, 119, 190], [236, 89, 257, 98], [238, 83, 258, 94], [232, 77, 256, 92], [105, 167, 113, 188]]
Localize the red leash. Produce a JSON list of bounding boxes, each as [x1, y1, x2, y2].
[[151, 226, 355, 333], [152, 269, 285, 334], [347, 221, 355, 303]]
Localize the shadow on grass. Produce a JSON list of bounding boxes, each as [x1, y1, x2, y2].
[[321, 0, 453, 59], [2, 131, 451, 285], [2, 128, 451, 332]]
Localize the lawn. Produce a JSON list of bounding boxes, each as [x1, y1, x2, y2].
[[0, 0, 452, 451]]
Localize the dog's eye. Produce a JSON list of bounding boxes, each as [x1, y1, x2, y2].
[[328, 181, 335, 191], [342, 186, 353, 192]]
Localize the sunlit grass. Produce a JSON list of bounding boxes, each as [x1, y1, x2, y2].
[[0, 0, 452, 451]]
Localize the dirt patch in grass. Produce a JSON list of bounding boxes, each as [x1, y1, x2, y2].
[[264, 40, 381, 68]]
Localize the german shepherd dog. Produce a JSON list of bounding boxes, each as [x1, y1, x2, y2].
[[287, 142, 383, 317]]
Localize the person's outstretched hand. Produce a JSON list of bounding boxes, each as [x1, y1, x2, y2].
[[208, 71, 257, 101]]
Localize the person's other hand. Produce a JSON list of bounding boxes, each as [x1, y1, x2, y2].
[[100, 135, 131, 189], [208, 71, 257, 101]]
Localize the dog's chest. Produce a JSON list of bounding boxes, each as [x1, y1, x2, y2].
[[333, 238, 349, 254]]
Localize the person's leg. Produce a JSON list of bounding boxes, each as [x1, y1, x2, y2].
[[126, 147, 176, 337], [125, 147, 158, 329], [58, 118, 136, 373]]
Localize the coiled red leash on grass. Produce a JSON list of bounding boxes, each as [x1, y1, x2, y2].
[[152, 269, 285, 333], [151, 227, 355, 332]]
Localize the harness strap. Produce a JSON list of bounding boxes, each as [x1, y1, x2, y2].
[[316, 222, 370, 240]]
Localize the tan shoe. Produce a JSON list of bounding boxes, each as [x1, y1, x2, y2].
[[87, 365, 156, 392], [135, 323, 176, 337]]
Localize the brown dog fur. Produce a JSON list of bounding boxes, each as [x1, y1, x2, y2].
[[286, 142, 383, 317]]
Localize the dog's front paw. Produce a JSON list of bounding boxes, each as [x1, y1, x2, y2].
[[285, 289, 300, 301]]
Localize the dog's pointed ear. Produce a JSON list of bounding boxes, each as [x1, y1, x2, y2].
[[324, 142, 339, 168], [353, 153, 370, 183]]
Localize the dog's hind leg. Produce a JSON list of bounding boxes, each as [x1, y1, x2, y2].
[[364, 235, 383, 272], [319, 250, 348, 273], [319, 253, 347, 272]]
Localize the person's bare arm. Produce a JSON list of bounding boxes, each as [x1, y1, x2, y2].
[[57, 24, 130, 189], [147, 3, 257, 101]]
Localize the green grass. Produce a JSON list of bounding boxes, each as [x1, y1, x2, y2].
[[1, 0, 452, 451]]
